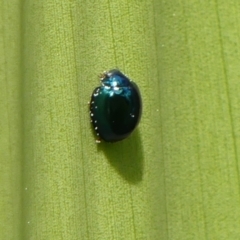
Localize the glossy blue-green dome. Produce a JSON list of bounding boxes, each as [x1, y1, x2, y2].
[[90, 69, 142, 142]]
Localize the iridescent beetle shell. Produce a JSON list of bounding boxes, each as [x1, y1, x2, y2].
[[89, 69, 142, 142]]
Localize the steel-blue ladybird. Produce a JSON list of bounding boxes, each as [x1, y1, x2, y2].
[[90, 69, 142, 142]]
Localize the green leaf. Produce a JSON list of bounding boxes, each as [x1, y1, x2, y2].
[[0, 0, 22, 239], [1, 0, 240, 239]]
